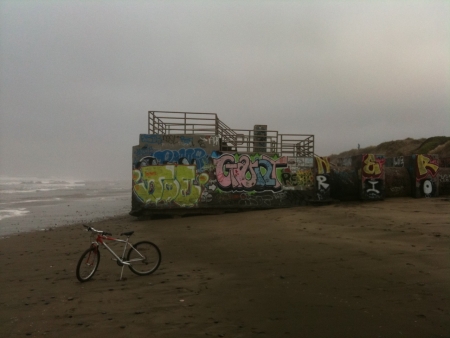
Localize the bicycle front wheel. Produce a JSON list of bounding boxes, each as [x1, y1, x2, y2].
[[127, 241, 161, 275], [76, 247, 100, 282]]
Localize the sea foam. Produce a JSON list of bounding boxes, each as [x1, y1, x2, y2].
[[0, 208, 30, 221]]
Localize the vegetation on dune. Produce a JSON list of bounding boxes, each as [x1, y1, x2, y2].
[[329, 136, 450, 159], [416, 137, 450, 156]]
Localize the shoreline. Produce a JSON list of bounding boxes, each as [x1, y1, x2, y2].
[[0, 192, 131, 237], [0, 197, 449, 337]]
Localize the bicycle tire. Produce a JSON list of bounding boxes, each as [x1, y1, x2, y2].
[[76, 247, 100, 282], [127, 241, 161, 276]]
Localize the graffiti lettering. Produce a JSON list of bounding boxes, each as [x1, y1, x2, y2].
[[315, 156, 331, 174], [316, 174, 331, 200], [152, 148, 208, 168], [316, 175, 329, 190], [366, 180, 380, 195], [199, 135, 220, 146], [393, 156, 404, 167], [420, 179, 436, 197], [416, 155, 439, 179], [423, 180, 432, 195], [364, 179, 382, 199], [162, 135, 179, 144], [439, 174, 450, 183], [180, 136, 194, 146], [280, 169, 314, 190], [214, 154, 287, 191], [133, 165, 209, 207], [281, 169, 298, 187], [362, 154, 384, 178], [295, 169, 314, 188]]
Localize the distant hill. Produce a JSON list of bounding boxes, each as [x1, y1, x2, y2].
[[329, 136, 450, 160]]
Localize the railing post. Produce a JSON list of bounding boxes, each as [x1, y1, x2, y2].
[[215, 115, 219, 136], [147, 111, 151, 134]]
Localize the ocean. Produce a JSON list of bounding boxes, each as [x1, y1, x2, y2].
[[0, 176, 131, 237]]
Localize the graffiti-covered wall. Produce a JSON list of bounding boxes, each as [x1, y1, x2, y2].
[[131, 134, 321, 215], [314, 156, 332, 201], [357, 154, 385, 200], [330, 154, 386, 201], [131, 135, 449, 215], [330, 154, 446, 201], [405, 154, 440, 198]]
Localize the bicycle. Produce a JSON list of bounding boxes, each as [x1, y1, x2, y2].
[[76, 224, 161, 282]]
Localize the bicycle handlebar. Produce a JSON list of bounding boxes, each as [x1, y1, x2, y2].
[[83, 224, 112, 236]]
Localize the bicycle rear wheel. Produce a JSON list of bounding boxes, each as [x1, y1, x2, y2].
[[127, 241, 161, 275], [76, 247, 100, 282]]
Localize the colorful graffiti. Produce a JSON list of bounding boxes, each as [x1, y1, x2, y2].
[[296, 169, 315, 189], [362, 154, 384, 178], [214, 154, 287, 191], [315, 156, 331, 200], [134, 148, 211, 170], [281, 168, 314, 190], [153, 148, 207, 166], [415, 155, 439, 197], [416, 154, 439, 180], [361, 154, 385, 199], [133, 164, 209, 207], [315, 156, 331, 175], [131, 133, 450, 213]]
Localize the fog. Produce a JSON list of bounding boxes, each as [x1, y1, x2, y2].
[[1, 1, 448, 180]]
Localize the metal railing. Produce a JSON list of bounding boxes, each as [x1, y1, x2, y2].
[[148, 111, 314, 157], [148, 111, 218, 135]]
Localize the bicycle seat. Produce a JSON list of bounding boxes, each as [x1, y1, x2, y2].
[[120, 231, 134, 237]]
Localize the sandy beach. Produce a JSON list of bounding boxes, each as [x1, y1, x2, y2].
[[0, 197, 449, 337]]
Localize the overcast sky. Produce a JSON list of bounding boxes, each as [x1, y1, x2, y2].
[[1, 0, 449, 180]]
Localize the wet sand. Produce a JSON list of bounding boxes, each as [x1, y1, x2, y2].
[[0, 198, 449, 337]]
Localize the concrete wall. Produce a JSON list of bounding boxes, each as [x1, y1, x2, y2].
[[131, 135, 449, 215], [385, 167, 411, 198], [330, 154, 386, 201], [403, 154, 439, 198], [329, 154, 446, 202], [131, 134, 327, 215]]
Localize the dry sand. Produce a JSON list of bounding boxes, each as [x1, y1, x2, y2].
[[0, 198, 449, 337]]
